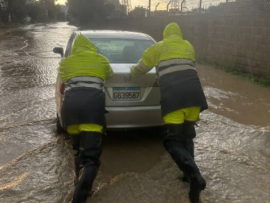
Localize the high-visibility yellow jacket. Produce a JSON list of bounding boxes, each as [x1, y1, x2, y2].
[[130, 22, 195, 77], [59, 35, 113, 83], [131, 22, 208, 117]]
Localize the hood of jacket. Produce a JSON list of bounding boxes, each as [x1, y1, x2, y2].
[[163, 22, 183, 40], [71, 34, 97, 55]]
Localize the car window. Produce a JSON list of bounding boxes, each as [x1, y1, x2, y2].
[[65, 32, 77, 57], [89, 38, 154, 63]]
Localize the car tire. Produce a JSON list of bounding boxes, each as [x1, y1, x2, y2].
[[56, 114, 66, 134]]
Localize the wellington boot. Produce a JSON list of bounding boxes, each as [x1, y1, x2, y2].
[[189, 174, 206, 203], [74, 155, 80, 186], [72, 131, 103, 203], [163, 124, 206, 203], [72, 166, 99, 203], [182, 121, 197, 158]]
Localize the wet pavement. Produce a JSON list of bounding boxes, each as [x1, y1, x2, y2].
[[0, 22, 269, 203]]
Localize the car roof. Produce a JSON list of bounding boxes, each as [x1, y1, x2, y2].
[[76, 30, 154, 40]]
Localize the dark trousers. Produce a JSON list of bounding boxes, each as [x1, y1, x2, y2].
[[163, 121, 206, 203], [163, 121, 196, 158], [71, 131, 103, 203]]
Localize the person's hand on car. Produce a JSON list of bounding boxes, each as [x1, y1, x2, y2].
[[129, 66, 134, 79]]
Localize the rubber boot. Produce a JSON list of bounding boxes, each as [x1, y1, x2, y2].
[[71, 136, 81, 186], [181, 138, 194, 183], [163, 124, 206, 203], [74, 152, 80, 186], [72, 131, 103, 203], [181, 121, 196, 182], [182, 121, 197, 159]]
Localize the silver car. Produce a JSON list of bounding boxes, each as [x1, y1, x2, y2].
[[53, 30, 162, 132]]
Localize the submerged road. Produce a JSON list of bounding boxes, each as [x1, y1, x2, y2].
[[0, 22, 269, 203]]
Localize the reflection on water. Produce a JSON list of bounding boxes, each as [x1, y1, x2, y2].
[[197, 65, 270, 127], [0, 172, 29, 190], [0, 23, 269, 203]]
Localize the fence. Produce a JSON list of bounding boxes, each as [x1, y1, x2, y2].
[[100, 0, 270, 76], [146, 0, 270, 15]]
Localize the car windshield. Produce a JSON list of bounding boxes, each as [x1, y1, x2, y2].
[[89, 38, 154, 63]]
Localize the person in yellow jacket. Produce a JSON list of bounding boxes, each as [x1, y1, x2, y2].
[[131, 22, 208, 203], [58, 35, 113, 203]]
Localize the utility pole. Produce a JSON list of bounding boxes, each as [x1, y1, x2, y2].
[[148, 0, 151, 17]]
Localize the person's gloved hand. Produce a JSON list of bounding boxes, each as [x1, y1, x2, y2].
[[130, 65, 143, 78], [129, 66, 134, 79]]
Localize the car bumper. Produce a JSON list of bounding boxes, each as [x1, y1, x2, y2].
[[106, 105, 163, 129]]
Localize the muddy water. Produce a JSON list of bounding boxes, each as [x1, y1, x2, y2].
[[198, 66, 270, 127], [0, 23, 270, 203]]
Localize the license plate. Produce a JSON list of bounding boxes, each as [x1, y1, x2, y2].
[[112, 87, 140, 101]]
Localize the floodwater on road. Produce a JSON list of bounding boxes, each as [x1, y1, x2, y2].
[[0, 22, 269, 203]]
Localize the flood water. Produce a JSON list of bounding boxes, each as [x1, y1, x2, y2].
[[0, 22, 269, 203]]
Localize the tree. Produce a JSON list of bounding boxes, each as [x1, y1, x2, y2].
[[0, 0, 61, 23], [39, 0, 60, 20], [0, 1, 8, 22], [67, 0, 108, 26], [103, 1, 127, 19], [0, 0, 28, 23], [129, 6, 146, 17], [27, 1, 46, 22], [103, 2, 115, 19], [12, 0, 28, 22]]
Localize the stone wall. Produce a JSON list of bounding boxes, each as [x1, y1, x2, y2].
[[101, 14, 270, 76], [206, 15, 270, 76]]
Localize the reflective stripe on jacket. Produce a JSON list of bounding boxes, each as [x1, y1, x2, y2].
[[59, 35, 113, 83], [131, 22, 208, 116], [157, 58, 195, 77], [65, 76, 104, 91]]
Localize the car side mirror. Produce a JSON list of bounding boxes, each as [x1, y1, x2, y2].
[[53, 47, 64, 57]]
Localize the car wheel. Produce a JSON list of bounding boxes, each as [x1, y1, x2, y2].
[[56, 114, 66, 134]]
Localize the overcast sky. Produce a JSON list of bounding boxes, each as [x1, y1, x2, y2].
[[56, 0, 163, 8], [56, 0, 224, 10]]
